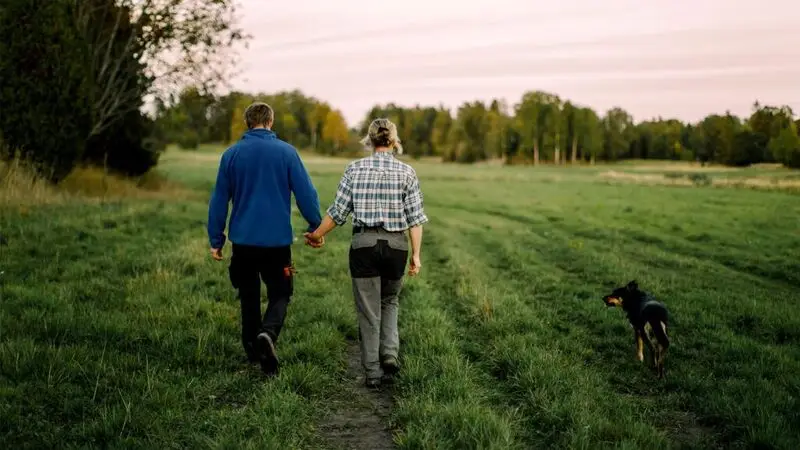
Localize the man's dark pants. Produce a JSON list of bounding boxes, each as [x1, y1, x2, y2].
[[228, 243, 293, 362]]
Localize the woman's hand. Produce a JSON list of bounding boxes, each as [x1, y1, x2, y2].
[[408, 254, 421, 276], [303, 231, 325, 248]]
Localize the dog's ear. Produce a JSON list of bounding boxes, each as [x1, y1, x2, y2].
[[627, 280, 638, 291]]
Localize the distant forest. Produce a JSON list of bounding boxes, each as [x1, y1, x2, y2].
[[155, 88, 800, 169]]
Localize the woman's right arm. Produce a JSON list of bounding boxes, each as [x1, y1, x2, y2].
[[407, 225, 423, 276], [404, 173, 428, 276]]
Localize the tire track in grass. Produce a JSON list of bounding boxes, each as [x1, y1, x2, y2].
[[389, 265, 524, 449], [318, 341, 396, 450]]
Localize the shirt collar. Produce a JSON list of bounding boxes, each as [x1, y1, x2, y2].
[[245, 128, 276, 138], [372, 151, 394, 159]]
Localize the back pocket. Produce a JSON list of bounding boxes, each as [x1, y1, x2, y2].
[[384, 232, 409, 252]]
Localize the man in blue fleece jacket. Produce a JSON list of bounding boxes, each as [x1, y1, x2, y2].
[[208, 102, 322, 376]]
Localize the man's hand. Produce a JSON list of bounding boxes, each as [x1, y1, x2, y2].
[[303, 232, 325, 248], [210, 248, 224, 261], [408, 254, 421, 276]]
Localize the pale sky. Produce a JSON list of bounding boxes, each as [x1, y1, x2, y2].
[[231, 0, 800, 127]]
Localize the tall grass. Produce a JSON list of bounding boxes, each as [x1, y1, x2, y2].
[[1, 159, 191, 207], [0, 158, 61, 206]]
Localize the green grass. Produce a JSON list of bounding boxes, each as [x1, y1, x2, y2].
[[2, 150, 799, 449]]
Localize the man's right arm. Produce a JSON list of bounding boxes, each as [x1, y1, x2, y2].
[[208, 152, 231, 249], [288, 149, 322, 232]]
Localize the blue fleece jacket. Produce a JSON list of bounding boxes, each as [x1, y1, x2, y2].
[[207, 128, 322, 249]]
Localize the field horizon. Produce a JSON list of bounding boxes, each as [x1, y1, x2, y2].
[[2, 149, 799, 449]]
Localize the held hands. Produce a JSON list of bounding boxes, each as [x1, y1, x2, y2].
[[303, 231, 325, 248], [408, 253, 422, 276]]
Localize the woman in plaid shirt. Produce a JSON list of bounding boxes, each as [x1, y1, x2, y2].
[[304, 118, 429, 388]]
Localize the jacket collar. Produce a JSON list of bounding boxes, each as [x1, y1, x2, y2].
[[244, 128, 276, 139]]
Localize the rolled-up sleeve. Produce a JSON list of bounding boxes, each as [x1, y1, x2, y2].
[[403, 173, 428, 227], [326, 170, 354, 225]]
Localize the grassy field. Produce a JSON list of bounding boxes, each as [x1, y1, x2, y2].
[[1, 149, 799, 449]]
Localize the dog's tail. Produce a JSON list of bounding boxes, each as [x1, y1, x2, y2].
[[650, 319, 670, 350]]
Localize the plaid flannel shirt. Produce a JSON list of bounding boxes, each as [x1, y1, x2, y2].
[[326, 152, 428, 231]]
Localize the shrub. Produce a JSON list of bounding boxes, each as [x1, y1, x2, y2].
[[0, 0, 161, 182], [0, 0, 91, 182], [176, 131, 201, 150], [688, 173, 712, 186]]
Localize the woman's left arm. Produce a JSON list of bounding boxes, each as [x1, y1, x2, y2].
[[305, 170, 353, 246]]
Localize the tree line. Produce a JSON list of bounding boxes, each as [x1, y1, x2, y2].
[[158, 89, 800, 168], [0, 0, 245, 182], [153, 88, 352, 156]]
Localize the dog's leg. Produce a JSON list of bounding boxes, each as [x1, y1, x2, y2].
[[656, 322, 668, 378], [653, 345, 660, 373], [643, 322, 657, 370], [635, 329, 644, 362]]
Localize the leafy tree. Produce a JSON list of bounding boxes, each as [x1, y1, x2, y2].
[[697, 113, 740, 165], [515, 91, 546, 164], [577, 108, 603, 164], [1, 0, 246, 181], [563, 102, 579, 164], [486, 100, 510, 160], [769, 124, 800, 168], [431, 106, 453, 157], [446, 102, 490, 163], [0, 0, 91, 181], [602, 107, 634, 161], [320, 109, 350, 154], [228, 94, 253, 143], [748, 103, 794, 162], [539, 94, 564, 164]]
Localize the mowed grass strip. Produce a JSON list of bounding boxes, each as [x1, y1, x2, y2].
[[389, 276, 522, 450], [0, 198, 357, 448]]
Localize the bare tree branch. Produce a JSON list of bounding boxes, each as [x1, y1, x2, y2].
[[71, 0, 248, 139]]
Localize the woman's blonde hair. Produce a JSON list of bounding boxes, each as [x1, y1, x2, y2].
[[359, 118, 403, 154]]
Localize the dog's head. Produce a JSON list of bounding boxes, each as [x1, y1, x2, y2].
[[602, 280, 640, 308]]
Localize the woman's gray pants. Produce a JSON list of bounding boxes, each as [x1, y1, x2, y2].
[[349, 227, 408, 380]]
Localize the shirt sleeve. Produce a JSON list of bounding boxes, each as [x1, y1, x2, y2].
[[288, 149, 322, 232], [403, 172, 428, 227], [326, 169, 354, 226], [207, 152, 231, 249]]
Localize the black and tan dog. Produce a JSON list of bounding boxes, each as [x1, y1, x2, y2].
[[603, 280, 670, 378]]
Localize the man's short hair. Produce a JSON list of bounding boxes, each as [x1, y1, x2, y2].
[[244, 102, 274, 129]]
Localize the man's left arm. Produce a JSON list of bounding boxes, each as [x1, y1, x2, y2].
[[288, 150, 322, 232], [208, 153, 231, 258]]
